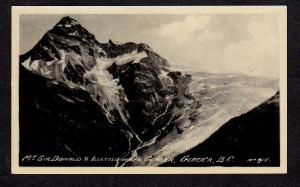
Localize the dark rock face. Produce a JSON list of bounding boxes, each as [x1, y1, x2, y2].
[[19, 66, 131, 166], [161, 91, 280, 167], [19, 16, 198, 165]]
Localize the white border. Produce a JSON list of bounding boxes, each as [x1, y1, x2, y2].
[[11, 6, 287, 174]]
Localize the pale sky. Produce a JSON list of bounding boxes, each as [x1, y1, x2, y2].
[[20, 14, 280, 78]]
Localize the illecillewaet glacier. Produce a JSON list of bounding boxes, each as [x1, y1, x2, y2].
[[19, 17, 279, 166]]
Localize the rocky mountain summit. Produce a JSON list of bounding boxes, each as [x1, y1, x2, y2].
[[19, 16, 199, 165]]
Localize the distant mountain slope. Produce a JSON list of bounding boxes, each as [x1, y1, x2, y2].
[[161, 91, 280, 167]]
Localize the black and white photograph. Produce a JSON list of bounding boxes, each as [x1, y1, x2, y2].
[[11, 6, 287, 174]]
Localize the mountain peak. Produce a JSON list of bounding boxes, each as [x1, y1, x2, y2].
[[56, 16, 79, 27], [47, 16, 97, 44]]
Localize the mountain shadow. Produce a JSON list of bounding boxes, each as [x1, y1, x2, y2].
[[161, 91, 280, 167]]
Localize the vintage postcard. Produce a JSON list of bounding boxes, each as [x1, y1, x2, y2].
[[11, 6, 287, 174]]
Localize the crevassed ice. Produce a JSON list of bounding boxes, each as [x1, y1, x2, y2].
[[21, 49, 148, 125], [85, 58, 127, 124], [84, 50, 148, 124]]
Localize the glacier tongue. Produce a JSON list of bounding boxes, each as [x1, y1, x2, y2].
[[130, 72, 278, 166]]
